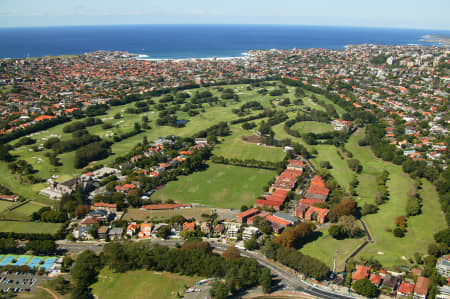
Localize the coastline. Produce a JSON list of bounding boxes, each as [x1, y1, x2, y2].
[[134, 52, 250, 62]]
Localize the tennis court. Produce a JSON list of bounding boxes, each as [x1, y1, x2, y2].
[[27, 257, 43, 269], [40, 257, 57, 271], [12, 256, 30, 266], [0, 256, 14, 266]]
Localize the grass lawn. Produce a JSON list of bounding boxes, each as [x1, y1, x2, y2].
[[0, 201, 15, 212], [124, 207, 213, 222], [345, 128, 446, 267], [292, 121, 333, 134], [152, 163, 276, 209], [311, 145, 354, 190], [92, 269, 200, 299], [213, 124, 285, 162], [1, 201, 46, 221], [301, 229, 365, 272], [0, 221, 62, 234]]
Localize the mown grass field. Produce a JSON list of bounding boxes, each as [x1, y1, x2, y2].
[[124, 207, 213, 222], [301, 229, 365, 272], [213, 123, 286, 162], [0, 221, 62, 234], [1, 201, 45, 221], [0, 201, 15, 212], [92, 269, 200, 299], [311, 145, 354, 190], [152, 163, 276, 209], [345, 128, 446, 267], [292, 121, 333, 134]]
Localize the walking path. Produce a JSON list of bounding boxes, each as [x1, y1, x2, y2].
[[37, 286, 59, 299]]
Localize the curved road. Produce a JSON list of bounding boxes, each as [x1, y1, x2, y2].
[[58, 239, 354, 299]]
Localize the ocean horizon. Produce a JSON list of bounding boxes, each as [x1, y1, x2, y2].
[[0, 24, 449, 59]]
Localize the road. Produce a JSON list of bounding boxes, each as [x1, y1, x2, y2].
[[58, 239, 354, 299]]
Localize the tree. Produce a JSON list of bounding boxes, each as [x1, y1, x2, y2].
[[361, 203, 378, 216], [352, 278, 379, 297], [434, 228, 450, 246], [347, 159, 362, 173], [259, 268, 272, 293], [52, 276, 71, 295], [273, 222, 315, 249], [222, 246, 240, 259], [319, 161, 331, 169], [156, 225, 171, 239], [240, 205, 248, 212], [210, 281, 230, 299], [71, 287, 92, 299], [330, 199, 357, 222], [71, 250, 101, 287], [329, 225, 346, 239], [406, 197, 421, 216], [244, 238, 259, 251], [393, 228, 405, 238]]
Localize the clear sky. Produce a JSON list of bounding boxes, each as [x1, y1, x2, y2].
[[0, 0, 449, 30]]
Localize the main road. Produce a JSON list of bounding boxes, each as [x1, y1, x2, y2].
[[57, 239, 354, 299]]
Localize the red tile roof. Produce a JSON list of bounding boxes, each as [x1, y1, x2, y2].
[[183, 222, 195, 231], [398, 282, 415, 295], [142, 204, 190, 210], [299, 198, 325, 206], [93, 202, 117, 209], [414, 276, 429, 296], [369, 273, 381, 286], [265, 214, 291, 227], [352, 265, 370, 281], [237, 208, 260, 219]]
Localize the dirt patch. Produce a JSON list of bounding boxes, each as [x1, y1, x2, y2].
[[242, 135, 261, 143]]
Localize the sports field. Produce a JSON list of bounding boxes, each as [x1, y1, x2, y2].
[[92, 269, 200, 299], [0, 221, 62, 234], [152, 163, 276, 209]]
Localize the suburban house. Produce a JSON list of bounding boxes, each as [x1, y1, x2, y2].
[[138, 223, 152, 239], [108, 227, 123, 240], [98, 226, 109, 239], [127, 222, 139, 236], [183, 222, 196, 231], [242, 226, 259, 240], [398, 281, 415, 297], [382, 275, 400, 291], [370, 273, 382, 287], [332, 119, 352, 131], [92, 202, 117, 213], [352, 265, 370, 281], [414, 276, 429, 299]]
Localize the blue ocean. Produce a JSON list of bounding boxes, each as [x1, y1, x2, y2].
[[0, 24, 448, 59]]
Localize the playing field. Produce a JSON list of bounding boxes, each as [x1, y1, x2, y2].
[[124, 207, 213, 222], [292, 121, 333, 134], [345, 128, 447, 267], [152, 163, 276, 209], [92, 269, 201, 299], [0, 221, 62, 234]]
